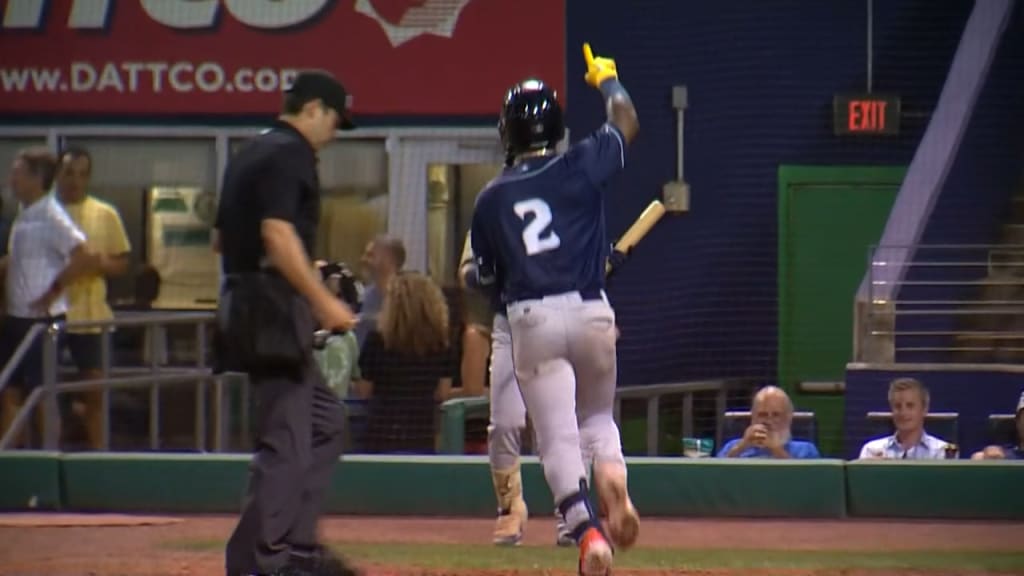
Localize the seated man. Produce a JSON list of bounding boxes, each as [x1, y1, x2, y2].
[[858, 377, 950, 460], [717, 386, 820, 458], [971, 391, 1024, 460]]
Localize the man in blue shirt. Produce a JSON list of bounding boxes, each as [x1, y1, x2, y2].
[[717, 386, 821, 459], [354, 235, 405, 349]]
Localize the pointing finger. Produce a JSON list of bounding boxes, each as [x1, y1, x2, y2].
[[583, 42, 595, 66]]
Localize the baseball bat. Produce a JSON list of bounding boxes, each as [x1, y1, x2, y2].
[[606, 200, 667, 274]]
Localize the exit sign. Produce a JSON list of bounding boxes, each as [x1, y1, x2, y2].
[[833, 93, 901, 136]]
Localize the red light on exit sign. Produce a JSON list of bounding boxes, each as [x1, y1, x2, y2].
[[834, 93, 901, 136]]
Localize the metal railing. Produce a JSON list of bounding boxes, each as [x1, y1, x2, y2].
[[855, 244, 1024, 363], [0, 312, 230, 451], [438, 377, 759, 455]]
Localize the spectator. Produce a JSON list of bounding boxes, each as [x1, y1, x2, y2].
[[133, 266, 161, 310], [354, 234, 405, 348], [858, 377, 950, 460], [0, 147, 96, 447], [971, 390, 1024, 460], [313, 261, 362, 400], [717, 386, 820, 458], [356, 272, 458, 453], [54, 147, 132, 450]]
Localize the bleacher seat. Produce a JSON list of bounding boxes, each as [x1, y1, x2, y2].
[[865, 411, 960, 446], [722, 411, 818, 446], [988, 413, 1018, 446]]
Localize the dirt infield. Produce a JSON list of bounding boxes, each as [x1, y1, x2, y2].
[[1, 515, 1022, 576]]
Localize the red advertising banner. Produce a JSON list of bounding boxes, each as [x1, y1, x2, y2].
[[0, 0, 566, 118]]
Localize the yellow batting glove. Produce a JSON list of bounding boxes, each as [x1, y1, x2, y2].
[[583, 42, 619, 88]]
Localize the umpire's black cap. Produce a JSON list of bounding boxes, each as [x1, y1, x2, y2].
[[285, 69, 356, 131]]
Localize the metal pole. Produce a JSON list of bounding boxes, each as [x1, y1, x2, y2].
[[240, 374, 251, 449], [715, 387, 727, 451], [869, 244, 879, 358], [213, 376, 225, 452], [41, 323, 60, 450], [100, 326, 112, 450], [196, 322, 207, 370], [194, 322, 207, 452], [0, 324, 44, 394], [645, 396, 659, 456], [0, 388, 41, 450], [194, 378, 207, 452], [148, 325, 160, 450], [676, 108, 684, 182], [682, 393, 694, 441]]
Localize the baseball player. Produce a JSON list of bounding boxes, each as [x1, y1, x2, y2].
[[467, 43, 640, 576], [459, 232, 530, 545], [461, 228, 632, 548], [460, 231, 577, 548]]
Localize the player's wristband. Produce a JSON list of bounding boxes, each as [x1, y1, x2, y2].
[[599, 78, 631, 104]]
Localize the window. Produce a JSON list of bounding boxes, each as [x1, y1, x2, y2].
[[425, 163, 502, 287], [60, 137, 218, 310], [229, 137, 389, 272]]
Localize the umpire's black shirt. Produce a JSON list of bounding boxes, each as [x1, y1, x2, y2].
[[217, 120, 320, 274]]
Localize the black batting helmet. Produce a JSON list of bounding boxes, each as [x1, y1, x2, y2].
[[499, 79, 564, 164]]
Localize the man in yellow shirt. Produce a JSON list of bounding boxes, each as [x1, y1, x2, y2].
[[55, 147, 131, 450]]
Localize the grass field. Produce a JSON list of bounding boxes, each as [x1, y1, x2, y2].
[[3, 515, 1024, 575], [169, 540, 1024, 573]]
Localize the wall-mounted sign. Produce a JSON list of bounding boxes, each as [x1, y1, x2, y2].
[[834, 93, 900, 136], [0, 0, 565, 119]]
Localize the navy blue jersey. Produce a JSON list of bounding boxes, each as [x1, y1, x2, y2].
[[471, 123, 626, 304]]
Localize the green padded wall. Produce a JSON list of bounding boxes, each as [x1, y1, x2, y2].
[[57, 454, 846, 518], [327, 456, 556, 516], [845, 461, 1024, 520], [61, 453, 251, 513], [628, 459, 846, 518], [0, 452, 62, 511], [14, 453, 1024, 520]]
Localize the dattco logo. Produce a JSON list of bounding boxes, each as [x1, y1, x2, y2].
[[2, 0, 333, 30], [1, 0, 475, 43], [0, 0, 557, 117]]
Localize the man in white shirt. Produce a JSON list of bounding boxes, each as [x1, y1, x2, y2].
[[858, 377, 951, 460], [0, 147, 97, 447]]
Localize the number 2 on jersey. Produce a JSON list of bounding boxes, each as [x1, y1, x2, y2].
[[514, 198, 561, 256]]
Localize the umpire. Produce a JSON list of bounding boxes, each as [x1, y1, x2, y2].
[[216, 70, 360, 576]]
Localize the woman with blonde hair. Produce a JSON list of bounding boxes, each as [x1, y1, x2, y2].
[[357, 272, 458, 453]]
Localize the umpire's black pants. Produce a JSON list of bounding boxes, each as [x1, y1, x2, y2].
[[225, 357, 345, 576]]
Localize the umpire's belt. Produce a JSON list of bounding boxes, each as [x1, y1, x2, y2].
[[221, 268, 284, 289]]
